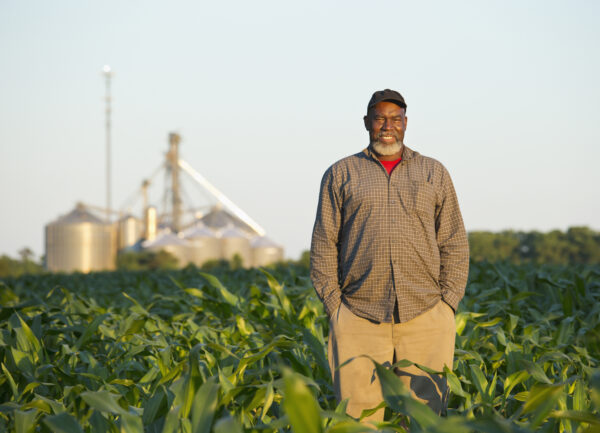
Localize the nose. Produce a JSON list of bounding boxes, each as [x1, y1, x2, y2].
[[382, 118, 392, 130]]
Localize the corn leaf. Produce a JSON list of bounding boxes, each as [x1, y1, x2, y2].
[[42, 413, 84, 433], [283, 370, 323, 433], [191, 378, 219, 433]]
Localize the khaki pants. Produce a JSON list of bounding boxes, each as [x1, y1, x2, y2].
[[328, 300, 456, 421]]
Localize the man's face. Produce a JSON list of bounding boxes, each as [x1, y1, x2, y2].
[[364, 101, 407, 157]]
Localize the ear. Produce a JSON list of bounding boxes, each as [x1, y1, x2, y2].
[[363, 115, 370, 131]]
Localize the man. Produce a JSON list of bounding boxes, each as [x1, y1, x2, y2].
[[310, 89, 469, 421]]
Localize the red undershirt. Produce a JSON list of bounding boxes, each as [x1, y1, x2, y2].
[[379, 158, 402, 175]]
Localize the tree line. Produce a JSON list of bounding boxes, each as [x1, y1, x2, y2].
[[1, 226, 598, 278], [0, 247, 44, 278], [468, 226, 600, 265]]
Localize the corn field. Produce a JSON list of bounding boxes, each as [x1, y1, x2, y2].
[[0, 261, 599, 432]]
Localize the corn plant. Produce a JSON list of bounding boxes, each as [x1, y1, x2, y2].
[[0, 261, 598, 432]]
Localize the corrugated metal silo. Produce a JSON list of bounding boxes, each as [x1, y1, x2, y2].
[[251, 236, 284, 267], [183, 223, 222, 267], [117, 215, 143, 250], [45, 203, 116, 273], [201, 206, 258, 237], [220, 226, 251, 268], [142, 230, 190, 266], [145, 206, 157, 241]]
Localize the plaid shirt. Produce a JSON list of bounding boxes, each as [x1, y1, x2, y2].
[[310, 145, 469, 323]]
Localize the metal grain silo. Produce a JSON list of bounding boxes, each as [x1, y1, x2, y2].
[[251, 236, 284, 267], [183, 223, 222, 266], [145, 206, 158, 241], [220, 225, 251, 268], [117, 215, 143, 250], [201, 206, 258, 237], [142, 230, 190, 267], [45, 203, 117, 273]]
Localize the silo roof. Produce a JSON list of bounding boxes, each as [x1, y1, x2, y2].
[[201, 206, 259, 236], [220, 225, 250, 239], [251, 236, 281, 248], [50, 204, 105, 226], [142, 230, 189, 248], [182, 223, 216, 239]]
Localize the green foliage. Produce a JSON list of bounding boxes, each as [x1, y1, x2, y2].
[[116, 249, 180, 271], [0, 262, 598, 432], [468, 231, 522, 263], [298, 250, 311, 269], [0, 252, 44, 278], [468, 226, 600, 264]]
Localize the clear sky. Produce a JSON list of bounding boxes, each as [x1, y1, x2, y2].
[[1, 0, 599, 261]]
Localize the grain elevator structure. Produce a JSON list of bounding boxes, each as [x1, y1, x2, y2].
[[44, 133, 283, 273]]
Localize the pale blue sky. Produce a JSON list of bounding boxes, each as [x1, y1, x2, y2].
[[1, 0, 599, 260]]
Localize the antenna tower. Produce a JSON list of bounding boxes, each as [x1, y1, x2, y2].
[[102, 65, 113, 223], [166, 132, 183, 232]]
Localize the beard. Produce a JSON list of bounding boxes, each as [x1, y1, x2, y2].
[[370, 136, 403, 156]]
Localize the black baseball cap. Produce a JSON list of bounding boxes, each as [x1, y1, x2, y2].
[[367, 89, 407, 111]]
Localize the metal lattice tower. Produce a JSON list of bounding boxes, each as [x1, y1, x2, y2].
[[166, 132, 183, 232], [102, 65, 114, 223]]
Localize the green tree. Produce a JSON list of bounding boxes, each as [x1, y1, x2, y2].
[[0, 248, 44, 278], [468, 227, 600, 265], [297, 250, 310, 269], [565, 226, 600, 264], [468, 231, 520, 262], [117, 250, 179, 271], [532, 230, 570, 264]]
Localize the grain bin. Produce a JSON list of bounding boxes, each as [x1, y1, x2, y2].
[[183, 223, 222, 266], [251, 236, 284, 267], [145, 206, 158, 241], [142, 230, 190, 266], [201, 206, 258, 237], [220, 225, 251, 267], [117, 215, 143, 249], [45, 203, 116, 273]]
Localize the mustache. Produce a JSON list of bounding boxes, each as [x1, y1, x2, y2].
[[377, 132, 399, 138]]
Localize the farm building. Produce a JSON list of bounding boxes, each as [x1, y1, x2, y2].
[[45, 133, 283, 273]]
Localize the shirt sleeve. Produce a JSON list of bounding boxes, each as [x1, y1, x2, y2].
[[310, 167, 343, 317], [435, 166, 470, 312]]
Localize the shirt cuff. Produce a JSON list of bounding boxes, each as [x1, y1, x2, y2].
[[442, 290, 460, 313], [323, 291, 342, 317]]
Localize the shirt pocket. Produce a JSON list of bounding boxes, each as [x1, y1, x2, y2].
[[343, 179, 387, 219], [400, 181, 436, 219]]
